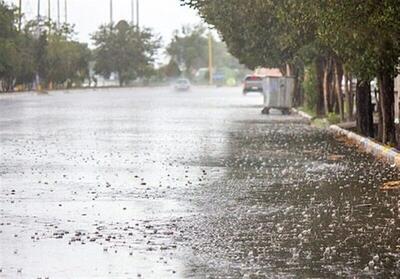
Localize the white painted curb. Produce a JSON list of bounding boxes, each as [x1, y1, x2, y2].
[[292, 108, 313, 121], [329, 125, 400, 168]]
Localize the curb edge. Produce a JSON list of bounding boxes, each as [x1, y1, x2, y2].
[[292, 108, 314, 121], [329, 124, 400, 168]]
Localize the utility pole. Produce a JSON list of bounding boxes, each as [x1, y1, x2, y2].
[[110, 0, 113, 24], [18, 0, 22, 31], [136, 0, 139, 28], [64, 0, 67, 23], [36, 0, 42, 92], [47, 0, 51, 34], [57, 0, 60, 26], [47, 0, 51, 20], [37, 0, 41, 20], [131, 0, 134, 25], [208, 33, 213, 85]]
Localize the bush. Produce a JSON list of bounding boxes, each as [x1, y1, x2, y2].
[[327, 112, 341, 124]]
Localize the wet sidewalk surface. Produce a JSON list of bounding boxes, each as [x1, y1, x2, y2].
[[0, 87, 399, 278]]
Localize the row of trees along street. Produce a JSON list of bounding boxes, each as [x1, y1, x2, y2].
[[0, 2, 90, 91], [0, 1, 159, 90], [92, 21, 161, 87], [0, 1, 247, 91], [183, 0, 400, 148], [164, 25, 247, 80]]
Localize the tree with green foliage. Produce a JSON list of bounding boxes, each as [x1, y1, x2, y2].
[[158, 60, 181, 79], [13, 30, 36, 89], [92, 20, 161, 86], [183, 0, 400, 146], [183, 1, 314, 105], [47, 32, 91, 88], [0, 1, 19, 91], [0, 0, 91, 92], [166, 24, 246, 81], [20, 19, 91, 90], [166, 25, 208, 78], [315, 0, 400, 144]]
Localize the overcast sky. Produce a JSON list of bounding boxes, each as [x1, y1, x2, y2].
[[6, 0, 202, 46]]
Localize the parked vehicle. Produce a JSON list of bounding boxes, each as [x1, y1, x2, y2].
[[243, 75, 264, 94], [174, 78, 191, 91], [213, 72, 225, 87]]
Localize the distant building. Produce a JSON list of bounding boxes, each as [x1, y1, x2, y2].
[[254, 68, 283, 77]]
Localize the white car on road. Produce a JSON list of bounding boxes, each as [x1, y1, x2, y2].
[[174, 78, 191, 91]]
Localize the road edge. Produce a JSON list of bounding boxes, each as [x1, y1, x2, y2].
[[329, 125, 400, 168], [292, 108, 314, 121], [294, 109, 400, 168]]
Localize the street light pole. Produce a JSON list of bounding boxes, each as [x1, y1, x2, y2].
[[57, 0, 60, 26], [131, 0, 134, 25], [136, 0, 139, 28], [35, 0, 43, 92], [18, 0, 22, 31], [37, 0, 41, 20], [110, 0, 113, 24], [48, 0, 50, 20], [64, 0, 67, 23], [47, 0, 52, 35]]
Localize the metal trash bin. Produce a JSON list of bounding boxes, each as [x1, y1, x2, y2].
[[262, 76, 294, 115]]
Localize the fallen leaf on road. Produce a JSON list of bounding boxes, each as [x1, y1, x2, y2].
[[327, 154, 345, 161], [380, 181, 400, 191]]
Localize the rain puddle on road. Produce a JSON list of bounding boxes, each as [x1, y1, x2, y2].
[[1, 88, 399, 278], [178, 116, 400, 278]]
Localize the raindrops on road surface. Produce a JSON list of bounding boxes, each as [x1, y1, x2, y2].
[[0, 88, 399, 278]]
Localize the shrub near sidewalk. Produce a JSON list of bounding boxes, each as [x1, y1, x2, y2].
[[327, 113, 341, 125]]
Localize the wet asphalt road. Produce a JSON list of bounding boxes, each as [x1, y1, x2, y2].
[[0, 87, 399, 278]]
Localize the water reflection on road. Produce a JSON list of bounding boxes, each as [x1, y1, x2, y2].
[[0, 87, 399, 278]]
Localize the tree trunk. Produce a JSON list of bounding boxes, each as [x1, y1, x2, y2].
[[356, 80, 374, 138], [293, 74, 301, 107], [287, 64, 301, 107], [344, 72, 354, 121], [330, 72, 337, 114], [322, 56, 335, 114], [286, 63, 292, 76], [315, 57, 325, 116], [118, 71, 124, 87], [377, 93, 383, 141], [323, 58, 330, 115], [377, 71, 396, 145], [334, 60, 344, 121], [279, 65, 287, 76], [349, 75, 354, 120]]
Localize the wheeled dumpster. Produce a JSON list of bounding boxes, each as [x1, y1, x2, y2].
[[262, 77, 295, 115]]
